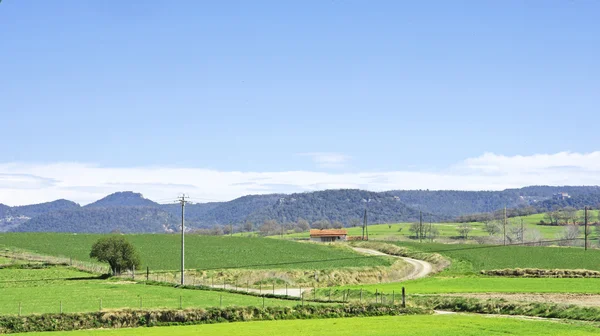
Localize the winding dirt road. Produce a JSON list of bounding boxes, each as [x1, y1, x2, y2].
[[351, 247, 433, 281], [204, 247, 433, 297]]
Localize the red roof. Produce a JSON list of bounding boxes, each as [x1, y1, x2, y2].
[[310, 229, 348, 237]]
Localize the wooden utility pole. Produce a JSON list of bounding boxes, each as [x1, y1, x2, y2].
[[419, 211, 423, 243], [503, 206, 507, 246], [179, 194, 188, 285], [364, 209, 369, 241], [584, 206, 589, 251], [429, 215, 433, 242]]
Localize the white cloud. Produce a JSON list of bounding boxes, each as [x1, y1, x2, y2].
[[1, 151, 600, 206], [299, 152, 351, 168]]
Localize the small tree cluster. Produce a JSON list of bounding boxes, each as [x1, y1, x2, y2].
[[90, 236, 141, 275]]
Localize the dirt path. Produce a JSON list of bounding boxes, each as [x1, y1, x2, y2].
[[202, 247, 433, 297], [351, 247, 433, 280]]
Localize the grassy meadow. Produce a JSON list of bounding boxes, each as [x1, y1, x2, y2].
[[0, 266, 310, 315], [16, 314, 600, 336], [0, 233, 390, 271]]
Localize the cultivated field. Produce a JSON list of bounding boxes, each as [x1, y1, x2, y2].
[[0, 233, 391, 271], [14, 314, 600, 336], [0, 266, 309, 315]]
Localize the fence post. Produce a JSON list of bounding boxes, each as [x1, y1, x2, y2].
[[60, 300, 63, 314], [220, 294, 223, 308], [140, 297, 142, 309], [19, 302, 21, 316], [259, 283, 262, 294], [286, 283, 288, 296], [262, 295, 265, 308], [402, 287, 406, 308], [179, 296, 182, 309], [272, 283, 275, 295], [375, 289, 378, 304], [360, 288, 363, 303], [392, 291, 395, 305], [132, 265, 135, 281], [328, 289, 331, 302], [301, 292, 304, 306], [99, 299, 102, 311], [223, 279, 226, 290], [146, 267, 149, 281]]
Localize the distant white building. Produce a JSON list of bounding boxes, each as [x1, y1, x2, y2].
[[553, 193, 571, 200]]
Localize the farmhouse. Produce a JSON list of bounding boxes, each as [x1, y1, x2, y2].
[[310, 229, 348, 242]]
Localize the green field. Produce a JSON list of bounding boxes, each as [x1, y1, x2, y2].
[[396, 241, 600, 274], [0, 233, 390, 271], [17, 314, 600, 336], [0, 267, 310, 315], [276, 210, 600, 241], [347, 276, 600, 294]]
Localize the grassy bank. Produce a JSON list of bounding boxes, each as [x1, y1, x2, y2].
[[15, 314, 600, 336]]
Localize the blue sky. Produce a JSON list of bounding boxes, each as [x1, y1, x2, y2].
[[1, 1, 599, 205]]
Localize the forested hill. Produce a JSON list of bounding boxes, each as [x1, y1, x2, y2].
[[2, 186, 600, 233]]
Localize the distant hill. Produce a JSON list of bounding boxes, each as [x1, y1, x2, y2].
[[13, 207, 178, 233], [246, 190, 429, 224], [3, 186, 600, 233], [388, 186, 600, 218], [84, 192, 158, 208]]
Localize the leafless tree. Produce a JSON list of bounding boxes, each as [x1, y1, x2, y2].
[[457, 223, 473, 239]]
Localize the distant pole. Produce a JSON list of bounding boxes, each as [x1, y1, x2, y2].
[[503, 206, 507, 246], [231, 223, 234, 237], [179, 194, 188, 285], [401, 287, 406, 308], [419, 211, 423, 243], [585, 206, 589, 251], [362, 209, 366, 240], [364, 209, 369, 240], [429, 215, 433, 242]]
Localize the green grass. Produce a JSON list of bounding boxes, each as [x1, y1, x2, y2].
[[17, 314, 600, 336], [395, 241, 600, 274], [0, 233, 390, 271], [0, 267, 312, 315], [348, 277, 600, 294]]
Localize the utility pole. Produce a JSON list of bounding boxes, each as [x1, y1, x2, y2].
[[503, 206, 507, 246], [429, 215, 433, 242], [364, 209, 369, 241], [585, 206, 589, 251], [179, 194, 188, 285], [419, 211, 423, 243]]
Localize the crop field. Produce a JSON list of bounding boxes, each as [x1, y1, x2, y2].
[[395, 241, 600, 274], [16, 314, 600, 336], [0, 233, 390, 271], [0, 266, 311, 315]]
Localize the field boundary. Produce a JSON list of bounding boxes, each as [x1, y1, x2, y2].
[[0, 304, 430, 334]]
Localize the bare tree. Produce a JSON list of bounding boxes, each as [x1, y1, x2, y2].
[[483, 220, 501, 236], [296, 218, 310, 232], [243, 221, 253, 232], [332, 220, 344, 229], [349, 218, 361, 227], [559, 225, 580, 246], [457, 223, 473, 239]]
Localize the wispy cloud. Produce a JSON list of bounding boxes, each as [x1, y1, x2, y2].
[[299, 152, 351, 168], [1, 151, 600, 206]]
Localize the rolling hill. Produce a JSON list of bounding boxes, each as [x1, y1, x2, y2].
[[2, 186, 600, 233]]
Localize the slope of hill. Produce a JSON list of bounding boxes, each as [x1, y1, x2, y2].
[[84, 191, 158, 208], [389, 186, 600, 218], [246, 189, 431, 224], [12, 207, 178, 233]]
